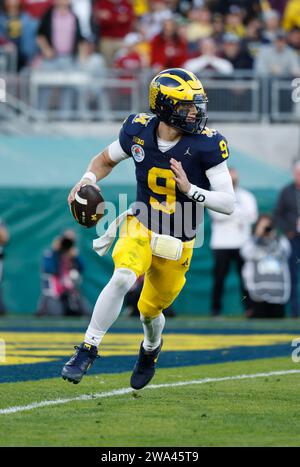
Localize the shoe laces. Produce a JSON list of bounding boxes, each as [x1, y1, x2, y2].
[[73, 346, 100, 358]]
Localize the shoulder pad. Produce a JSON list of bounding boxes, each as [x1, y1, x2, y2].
[[202, 127, 218, 136], [201, 127, 219, 139], [198, 127, 226, 147], [122, 113, 156, 136], [195, 127, 229, 168]]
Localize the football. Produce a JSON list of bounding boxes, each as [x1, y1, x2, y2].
[[70, 184, 105, 228]]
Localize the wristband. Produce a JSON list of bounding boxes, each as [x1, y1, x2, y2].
[[187, 184, 206, 203], [81, 171, 97, 184]]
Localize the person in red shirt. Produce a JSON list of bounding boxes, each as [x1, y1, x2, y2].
[[113, 32, 144, 109], [114, 32, 145, 75], [21, 0, 53, 18], [0, 37, 8, 45], [150, 17, 188, 72], [93, 0, 135, 65]]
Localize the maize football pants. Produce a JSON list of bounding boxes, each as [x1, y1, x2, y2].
[[112, 215, 194, 318]]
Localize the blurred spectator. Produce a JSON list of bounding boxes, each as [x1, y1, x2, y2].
[[0, 218, 9, 316], [208, 0, 260, 21], [273, 160, 300, 318], [288, 27, 300, 55], [211, 12, 225, 44], [172, 0, 194, 18], [283, 0, 300, 32], [184, 37, 233, 75], [150, 17, 188, 71], [93, 0, 135, 66], [113, 32, 145, 110], [208, 167, 258, 317], [76, 40, 109, 119], [132, 20, 151, 66], [37, 230, 91, 317], [35, 0, 85, 118], [139, 0, 173, 40], [132, 0, 149, 18], [266, 0, 287, 16], [0, 33, 17, 70], [186, 7, 213, 50], [77, 39, 106, 74], [36, 0, 84, 60], [0, 0, 39, 69], [241, 214, 290, 319], [114, 32, 145, 72], [262, 9, 280, 43], [243, 18, 264, 58], [70, 0, 93, 41], [222, 32, 253, 69], [224, 5, 245, 38], [255, 30, 300, 76], [21, 0, 53, 18]]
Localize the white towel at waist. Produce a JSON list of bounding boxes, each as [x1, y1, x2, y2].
[[93, 208, 133, 257]]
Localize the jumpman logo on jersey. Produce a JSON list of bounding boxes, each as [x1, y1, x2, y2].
[[184, 147, 192, 156]]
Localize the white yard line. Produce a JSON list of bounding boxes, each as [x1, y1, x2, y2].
[[1, 369, 300, 416]]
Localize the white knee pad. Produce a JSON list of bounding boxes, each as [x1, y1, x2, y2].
[[110, 268, 137, 295], [140, 315, 152, 325], [140, 313, 165, 326]]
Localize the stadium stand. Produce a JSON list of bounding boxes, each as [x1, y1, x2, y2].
[[0, 0, 299, 123]]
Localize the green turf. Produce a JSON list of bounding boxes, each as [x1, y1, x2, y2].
[[2, 314, 300, 331], [1, 357, 300, 447]]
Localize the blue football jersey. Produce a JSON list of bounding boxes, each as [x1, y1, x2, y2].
[[119, 113, 230, 241]]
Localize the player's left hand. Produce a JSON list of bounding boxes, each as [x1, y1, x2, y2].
[[170, 158, 191, 194]]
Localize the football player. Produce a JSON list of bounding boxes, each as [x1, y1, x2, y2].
[[62, 68, 235, 389]]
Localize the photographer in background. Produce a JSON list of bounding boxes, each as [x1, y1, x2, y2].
[[208, 167, 258, 317], [241, 214, 291, 319], [0, 218, 9, 316], [37, 229, 90, 317], [274, 160, 300, 317]]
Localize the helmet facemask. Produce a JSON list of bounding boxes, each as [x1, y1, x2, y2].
[[169, 95, 208, 134], [149, 68, 208, 134], [155, 94, 208, 134]]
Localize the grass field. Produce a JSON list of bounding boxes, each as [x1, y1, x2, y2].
[[1, 316, 300, 447]]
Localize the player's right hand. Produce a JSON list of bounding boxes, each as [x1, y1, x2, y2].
[[68, 179, 100, 205]]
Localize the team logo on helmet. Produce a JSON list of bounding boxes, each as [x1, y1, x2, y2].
[[149, 68, 208, 134], [131, 144, 145, 162]]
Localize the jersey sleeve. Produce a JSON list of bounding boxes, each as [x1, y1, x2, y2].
[[201, 132, 230, 171], [108, 139, 130, 162]]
